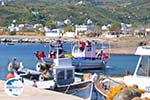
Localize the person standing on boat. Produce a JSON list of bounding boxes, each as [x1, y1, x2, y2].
[[79, 41, 86, 51], [34, 51, 41, 60], [86, 40, 92, 51], [12, 57, 20, 70], [54, 39, 65, 58]]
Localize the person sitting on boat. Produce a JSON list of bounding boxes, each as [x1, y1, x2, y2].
[[96, 49, 109, 61], [39, 51, 46, 60], [48, 51, 56, 58]]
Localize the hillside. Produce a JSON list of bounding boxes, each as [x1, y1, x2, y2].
[[0, 0, 149, 27]]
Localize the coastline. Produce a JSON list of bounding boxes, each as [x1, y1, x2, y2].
[[0, 35, 149, 55]]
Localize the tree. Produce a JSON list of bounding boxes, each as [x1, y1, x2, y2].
[[109, 22, 121, 32]]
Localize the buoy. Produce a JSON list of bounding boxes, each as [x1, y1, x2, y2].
[[6, 72, 15, 80]]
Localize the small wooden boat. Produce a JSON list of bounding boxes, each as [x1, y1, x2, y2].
[[94, 46, 150, 99], [94, 75, 123, 99], [71, 40, 109, 71]]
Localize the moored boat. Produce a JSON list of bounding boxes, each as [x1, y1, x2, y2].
[[71, 40, 110, 71], [7, 57, 97, 100]]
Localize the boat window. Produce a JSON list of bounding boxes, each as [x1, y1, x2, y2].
[[137, 56, 150, 77], [66, 69, 73, 79], [86, 47, 92, 51], [57, 69, 65, 79]]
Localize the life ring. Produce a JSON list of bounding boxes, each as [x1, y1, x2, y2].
[[39, 74, 44, 81]]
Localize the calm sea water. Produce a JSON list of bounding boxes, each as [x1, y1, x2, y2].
[[0, 42, 139, 80]]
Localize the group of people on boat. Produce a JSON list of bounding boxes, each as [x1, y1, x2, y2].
[[96, 49, 110, 61], [34, 39, 65, 60], [77, 40, 109, 61], [34, 51, 46, 60], [78, 40, 92, 51]]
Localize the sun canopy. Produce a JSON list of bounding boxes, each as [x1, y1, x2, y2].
[[135, 46, 150, 56]]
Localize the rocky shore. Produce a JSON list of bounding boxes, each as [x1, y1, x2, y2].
[[0, 35, 150, 54]]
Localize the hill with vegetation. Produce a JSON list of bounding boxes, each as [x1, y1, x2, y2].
[[0, 0, 149, 27]]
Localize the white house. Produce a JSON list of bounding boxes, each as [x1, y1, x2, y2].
[[64, 19, 72, 25], [45, 29, 61, 37], [75, 25, 96, 35], [63, 32, 75, 37]]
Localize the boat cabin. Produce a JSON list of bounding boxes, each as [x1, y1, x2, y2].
[[53, 58, 75, 86], [72, 41, 96, 59], [134, 46, 150, 77]]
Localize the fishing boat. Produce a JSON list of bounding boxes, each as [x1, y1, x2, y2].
[[7, 56, 97, 100], [71, 40, 109, 71], [94, 46, 150, 99]]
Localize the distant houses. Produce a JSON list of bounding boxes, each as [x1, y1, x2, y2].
[[3, 19, 150, 38], [75, 25, 96, 36]]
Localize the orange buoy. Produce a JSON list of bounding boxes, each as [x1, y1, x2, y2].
[[6, 72, 15, 80]]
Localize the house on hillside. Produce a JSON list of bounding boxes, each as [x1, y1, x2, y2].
[[121, 23, 132, 34], [145, 28, 150, 36], [45, 29, 61, 37], [75, 25, 96, 36]]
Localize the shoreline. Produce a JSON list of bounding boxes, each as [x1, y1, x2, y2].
[[0, 35, 149, 55]]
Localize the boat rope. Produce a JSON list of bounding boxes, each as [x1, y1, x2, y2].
[[70, 83, 92, 95], [107, 77, 122, 85], [64, 84, 71, 94]]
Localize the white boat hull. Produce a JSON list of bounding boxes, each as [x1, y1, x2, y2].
[[72, 59, 106, 71]]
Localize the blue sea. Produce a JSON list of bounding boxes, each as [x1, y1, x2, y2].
[[0, 42, 139, 80]]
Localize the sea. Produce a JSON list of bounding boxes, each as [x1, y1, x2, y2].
[[0, 40, 140, 100], [0, 41, 139, 80]]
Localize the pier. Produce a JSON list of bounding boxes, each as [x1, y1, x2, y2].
[[0, 80, 83, 100]]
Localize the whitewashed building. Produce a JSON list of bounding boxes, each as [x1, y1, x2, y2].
[[45, 29, 61, 37], [75, 25, 96, 36]]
